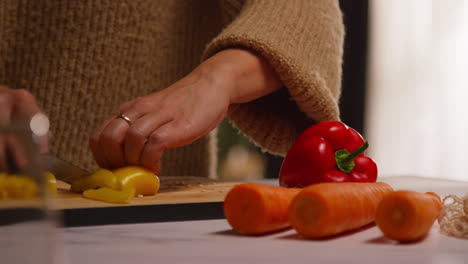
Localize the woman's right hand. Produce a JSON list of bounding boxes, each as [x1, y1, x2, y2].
[[0, 85, 48, 171]]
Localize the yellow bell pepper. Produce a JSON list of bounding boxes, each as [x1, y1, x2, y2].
[[0, 173, 7, 199], [70, 168, 117, 193], [0, 172, 57, 199], [45, 172, 58, 196], [113, 166, 160, 196], [83, 187, 136, 204], [70, 166, 160, 203], [0, 173, 37, 199]]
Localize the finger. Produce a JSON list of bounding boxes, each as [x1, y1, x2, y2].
[[0, 87, 48, 170], [124, 112, 172, 165], [90, 99, 146, 169], [0, 89, 13, 172], [139, 124, 173, 174], [89, 118, 114, 168], [114, 99, 139, 115], [139, 121, 199, 173], [0, 90, 13, 124], [11, 89, 42, 120], [0, 135, 28, 173], [102, 98, 162, 167], [98, 120, 128, 169], [0, 137, 7, 172], [6, 135, 28, 171], [97, 108, 144, 169], [90, 99, 141, 168], [94, 96, 163, 169], [11, 89, 50, 153]]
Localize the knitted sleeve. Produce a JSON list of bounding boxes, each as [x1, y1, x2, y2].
[[203, 0, 344, 155]]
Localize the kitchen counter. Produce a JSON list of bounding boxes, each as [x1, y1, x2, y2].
[[60, 176, 468, 264]]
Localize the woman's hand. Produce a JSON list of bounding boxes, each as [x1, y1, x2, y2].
[[90, 49, 282, 173], [90, 70, 231, 173], [0, 85, 48, 171]]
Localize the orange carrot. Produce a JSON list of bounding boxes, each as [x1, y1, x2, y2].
[[289, 182, 393, 238], [375, 190, 442, 242], [223, 183, 301, 235]]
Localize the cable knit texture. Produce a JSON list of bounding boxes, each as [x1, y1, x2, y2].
[[0, 0, 344, 177]]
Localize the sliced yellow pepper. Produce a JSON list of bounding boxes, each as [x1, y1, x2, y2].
[[83, 187, 136, 204], [0, 173, 7, 199], [0, 172, 57, 199], [45, 172, 57, 196], [70, 168, 117, 193], [113, 166, 160, 196], [70, 166, 160, 203], [0, 174, 37, 199]]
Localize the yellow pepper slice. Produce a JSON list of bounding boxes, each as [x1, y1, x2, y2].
[[70, 166, 160, 203], [45, 172, 57, 196], [0, 173, 38, 199], [83, 187, 136, 204], [113, 166, 160, 196], [0, 172, 58, 199], [0, 173, 8, 199], [70, 169, 117, 193]]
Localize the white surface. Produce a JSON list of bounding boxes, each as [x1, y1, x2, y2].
[[61, 177, 468, 264], [380, 176, 468, 197], [63, 220, 468, 264], [0, 220, 68, 264]]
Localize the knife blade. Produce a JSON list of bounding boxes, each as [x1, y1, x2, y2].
[[42, 154, 89, 184]]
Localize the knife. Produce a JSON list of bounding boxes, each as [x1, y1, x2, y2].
[[42, 154, 89, 184]]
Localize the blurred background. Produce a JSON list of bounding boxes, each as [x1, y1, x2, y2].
[[218, 0, 468, 182]]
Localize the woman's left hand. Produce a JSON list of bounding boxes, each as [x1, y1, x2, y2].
[[90, 49, 282, 173], [89, 67, 230, 173]]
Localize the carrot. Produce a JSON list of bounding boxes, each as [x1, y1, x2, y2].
[[375, 190, 442, 242], [223, 183, 301, 235], [288, 182, 393, 238]]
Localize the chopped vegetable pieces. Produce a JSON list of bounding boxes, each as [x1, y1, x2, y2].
[[83, 187, 136, 204], [70, 169, 117, 193], [113, 166, 160, 196], [70, 166, 160, 203], [0, 172, 57, 199]]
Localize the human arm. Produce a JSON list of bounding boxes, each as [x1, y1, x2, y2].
[[89, 48, 282, 173], [205, 0, 345, 154], [90, 0, 345, 174]]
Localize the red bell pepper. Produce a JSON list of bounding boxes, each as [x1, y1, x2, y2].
[[279, 121, 377, 187]]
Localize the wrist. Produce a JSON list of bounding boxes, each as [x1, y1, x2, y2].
[[196, 49, 282, 104], [191, 55, 238, 100]]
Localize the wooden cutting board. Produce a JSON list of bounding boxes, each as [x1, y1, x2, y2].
[[53, 176, 239, 227], [52, 176, 238, 209], [0, 176, 240, 227]]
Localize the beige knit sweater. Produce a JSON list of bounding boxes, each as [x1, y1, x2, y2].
[[0, 0, 344, 177]]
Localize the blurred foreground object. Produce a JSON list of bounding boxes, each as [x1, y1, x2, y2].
[[0, 114, 66, 264]]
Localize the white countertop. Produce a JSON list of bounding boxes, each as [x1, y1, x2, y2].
[[60, 176, 468, 264]]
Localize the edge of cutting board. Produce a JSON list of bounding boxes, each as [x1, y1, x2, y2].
[[60, 201, 225, 227], [57, 177, 240, 227]]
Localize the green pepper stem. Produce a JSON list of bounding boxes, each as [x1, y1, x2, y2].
[[335, 141, 369, 173], [343, 142, 368, 163]]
